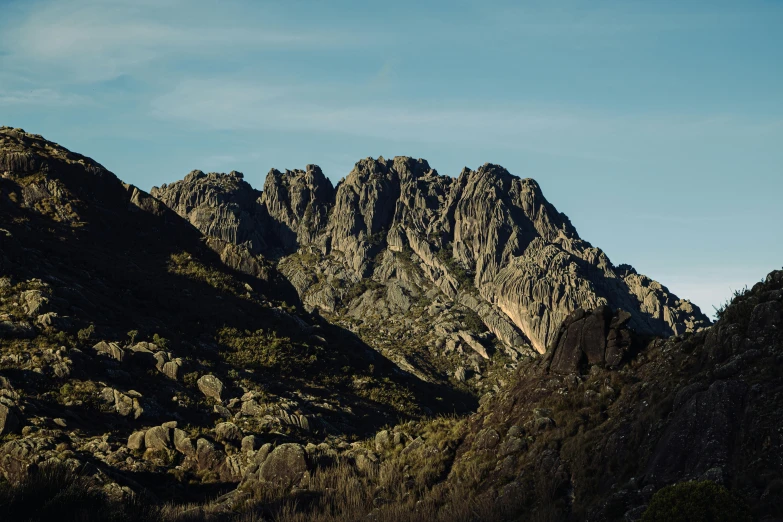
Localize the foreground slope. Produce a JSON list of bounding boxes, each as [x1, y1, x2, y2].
[[0, 127, 472, 502]]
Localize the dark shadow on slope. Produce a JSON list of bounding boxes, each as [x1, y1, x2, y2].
[[0, 157, 476, 437]]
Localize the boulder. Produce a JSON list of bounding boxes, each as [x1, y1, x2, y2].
[[259, 443, 308, 486], [93, 341, 125, 362], [375, 430, 391, 452], [127, 430, 146, 451], [20, 290, 48, 316], [241, 435, 261, 453], [547, 307, 636, 374], [196, 438, 223, 472], [457, 331, 490, 359], [162, 360, 183, 380], [215, 422, 243, 445], [198, 374, 224, 401], [102, 388, 144, 419], [144, 426, 172, 451], [173, 429, 195, 457], [0, 404, 20, 435], [153, 352, 168, 372]]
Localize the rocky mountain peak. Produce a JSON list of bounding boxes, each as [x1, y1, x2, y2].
[[151, 170, 267, 254], [154, 155, 711, 358], [260, 164, 334, 251]]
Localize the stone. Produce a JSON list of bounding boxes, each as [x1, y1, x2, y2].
[[20, 290, 48, 316], [475, 428, 500, 450], [162, 360, 182, 380], [259, 443, 308, 486], [144, 426, 172, 451], [241, 400, 265, 416], [253, 443, 273, 465], [215, 422, 242, 445], [548, 307, 636, 373], [93, 341, 125, 362], [173, 429, 195, 457], [153, 352, 168, 372], [198, 374, 224, 401], [0, 404, 20, 435], [241, 435, 261, 453], [162, 421, 178, 429], [196, 438, 223, 472], [214, 405, 231, 418], [103, 388, 144, 419], [457, 331, 490, 359], [582, 306, 610, 364], [127, 430, 146, 450], [375, 430, 391, 452]]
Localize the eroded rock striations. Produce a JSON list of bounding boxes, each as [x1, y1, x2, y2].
[[153, 157, 710, 385]]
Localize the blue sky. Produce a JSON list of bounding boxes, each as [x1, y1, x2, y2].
[[1, 0, 781, 317]]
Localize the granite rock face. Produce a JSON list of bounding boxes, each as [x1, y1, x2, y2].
[[261, 165, 334, 252], [151, 170, 271, 255], [544, 306, 636, 374], [154, 158, 710, 365]]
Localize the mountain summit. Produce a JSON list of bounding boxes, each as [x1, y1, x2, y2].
[[153, 156, 709, 383]]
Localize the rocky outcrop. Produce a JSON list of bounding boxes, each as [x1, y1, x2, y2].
[[155, 157, 709, 360], [260, 165, 334, 251], [151, 170, 271, 255], [544, 306, 635, 374], [644, 379, 748, 487], [259, 443, 308, 486], [197, 374, 224, 402]]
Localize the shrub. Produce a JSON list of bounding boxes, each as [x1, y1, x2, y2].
[[77, 324, 94, 343], [152, 333, 170, 350], [642, 481, 752, 522], [168, 252, 239, 295], [218, 327, 321, 375], [713, 286, 755, 329], [436, 243, 475, 291], [462, 309, 487, 333]]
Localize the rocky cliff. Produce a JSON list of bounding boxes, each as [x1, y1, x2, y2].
[[153, 157, 710, 386]]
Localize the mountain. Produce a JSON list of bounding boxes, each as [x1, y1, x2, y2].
[[152, 157, 709, 387], [1, 127, 778, 522], [0, 127, 472, 500]]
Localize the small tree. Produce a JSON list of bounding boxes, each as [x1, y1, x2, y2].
[[77, 324, 95, 343], [126, 330, 139, 345], [152, 333, 169, 350]]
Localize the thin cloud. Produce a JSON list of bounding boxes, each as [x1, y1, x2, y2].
[[0, 0, 364, 83], [0, 88, 93, 107], [148, 77, 783, 163]]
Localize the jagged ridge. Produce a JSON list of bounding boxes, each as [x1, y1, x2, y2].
[[153, 156, 710, 359]]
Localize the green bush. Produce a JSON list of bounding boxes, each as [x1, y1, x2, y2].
[[218, 327, 321, 375], [435, 243, 475, 291], [642, 481, 752, 522], [77, 324, 94, 343], [152, 333, 170, 350]]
